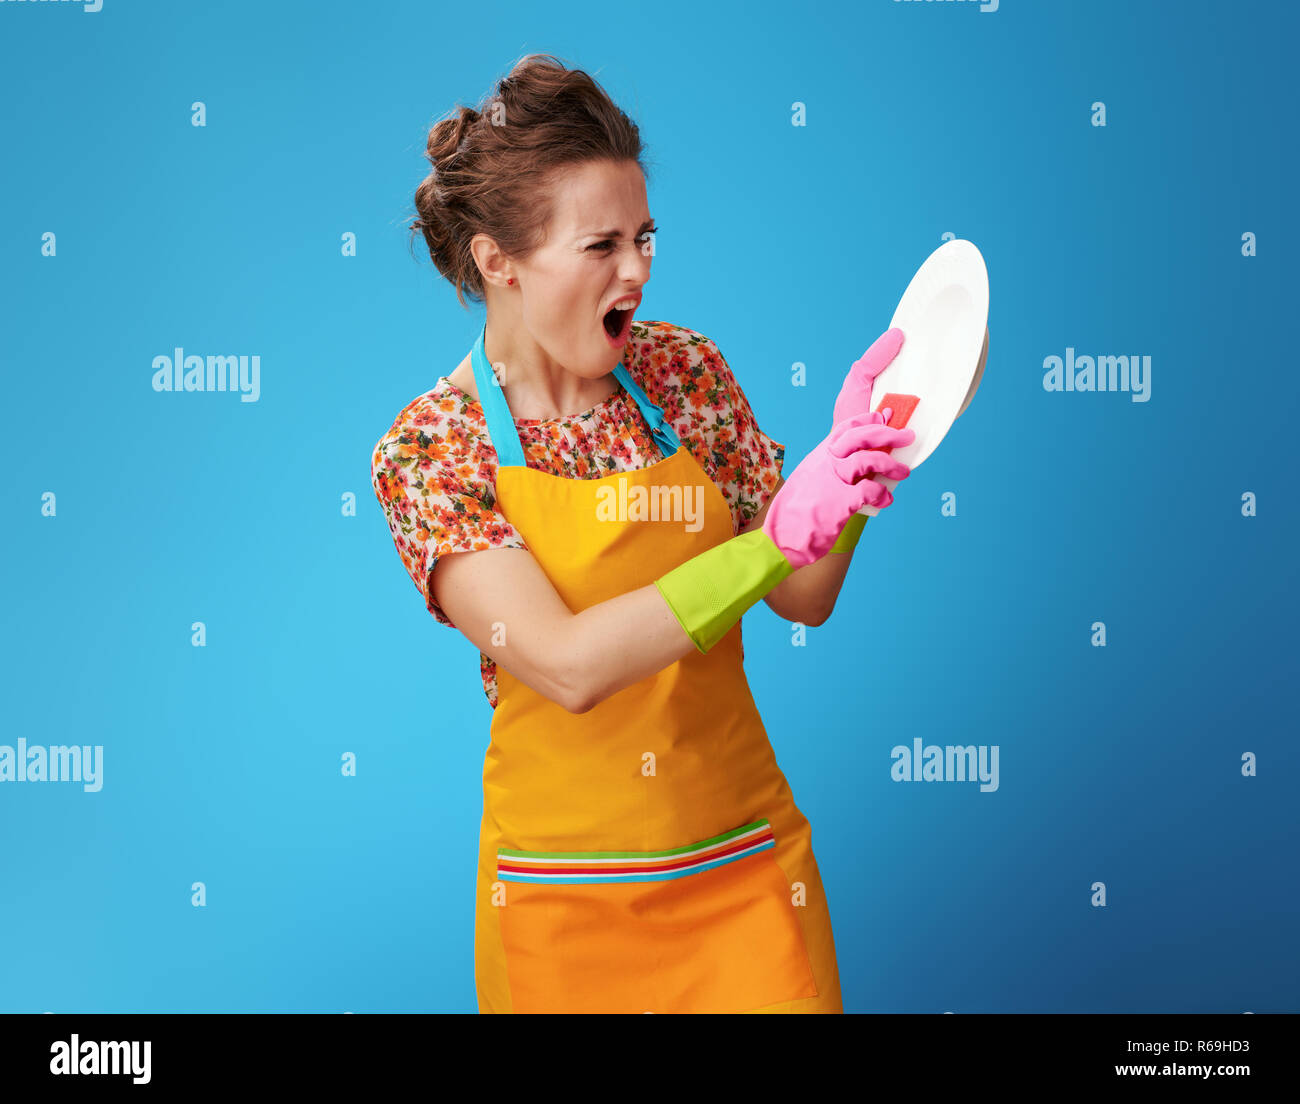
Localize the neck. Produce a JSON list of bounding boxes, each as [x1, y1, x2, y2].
[[482, 316, 619, 421]]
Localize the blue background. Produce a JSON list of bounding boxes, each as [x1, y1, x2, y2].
[[1, 0, 1295, 1014]]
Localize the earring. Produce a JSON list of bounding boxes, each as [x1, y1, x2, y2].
[[507, 278, 514, 285]]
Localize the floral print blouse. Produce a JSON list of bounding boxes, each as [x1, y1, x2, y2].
[[370, 320, 786, 709]]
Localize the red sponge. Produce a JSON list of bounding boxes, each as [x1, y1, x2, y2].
[[876, 392, 919, 453]]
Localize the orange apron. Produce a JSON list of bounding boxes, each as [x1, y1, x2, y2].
[[469, 324, 843, 1013]]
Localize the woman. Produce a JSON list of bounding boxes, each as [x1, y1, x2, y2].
[[371, 54, 914, 1014]]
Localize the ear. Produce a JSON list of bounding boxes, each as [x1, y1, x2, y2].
[[469, 232, 513, 289]]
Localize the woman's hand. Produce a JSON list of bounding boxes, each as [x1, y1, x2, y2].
[[832, 327, 905, 429], [761, 412, 915, 570]]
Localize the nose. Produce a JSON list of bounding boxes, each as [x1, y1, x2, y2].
[[617, 236, 653, 286]]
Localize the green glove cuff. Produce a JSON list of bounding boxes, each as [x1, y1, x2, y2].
[[654, 529, 795, 654], [830, 512, 867, 553]]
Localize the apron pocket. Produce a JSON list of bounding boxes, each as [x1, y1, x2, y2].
[[495, 818, 818, 1013]]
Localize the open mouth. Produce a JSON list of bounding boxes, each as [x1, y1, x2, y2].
[[602, 305, 634, 343]]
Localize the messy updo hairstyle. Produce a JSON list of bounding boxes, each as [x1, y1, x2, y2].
[[412, 54, 650, 309]]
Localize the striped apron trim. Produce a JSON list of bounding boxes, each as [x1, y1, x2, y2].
[[496, 819, 776, 884]]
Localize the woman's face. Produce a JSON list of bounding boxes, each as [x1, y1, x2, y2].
[[505, 158, 655, 380]]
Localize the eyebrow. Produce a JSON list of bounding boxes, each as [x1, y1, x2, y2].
[[582, 218, 656, 239]]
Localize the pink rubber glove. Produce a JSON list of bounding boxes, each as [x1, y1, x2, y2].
[[832, 327, 905, 429], [762, 412, 915, 569]]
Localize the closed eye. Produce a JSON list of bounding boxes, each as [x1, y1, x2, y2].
[[588, 227, 659, 252]]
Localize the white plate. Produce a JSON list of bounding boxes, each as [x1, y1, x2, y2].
[[857, 238, 989, 516]]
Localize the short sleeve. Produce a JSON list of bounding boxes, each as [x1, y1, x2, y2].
[[693, 337, 786, 533], [370, 418, 528, 628]]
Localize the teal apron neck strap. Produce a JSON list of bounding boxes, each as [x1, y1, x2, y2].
[[470, 323, 525, 469], [614, 358, 682, 458], [468, 323, 681, 470]]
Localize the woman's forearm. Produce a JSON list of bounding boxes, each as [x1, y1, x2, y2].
[[437, 534, 792, 715], [559, 583, 699, 712], [761, 543, 854, 626], [560, 528, 853, 710], [738, 476, 855, 627], [459, 477, 860, 712]]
